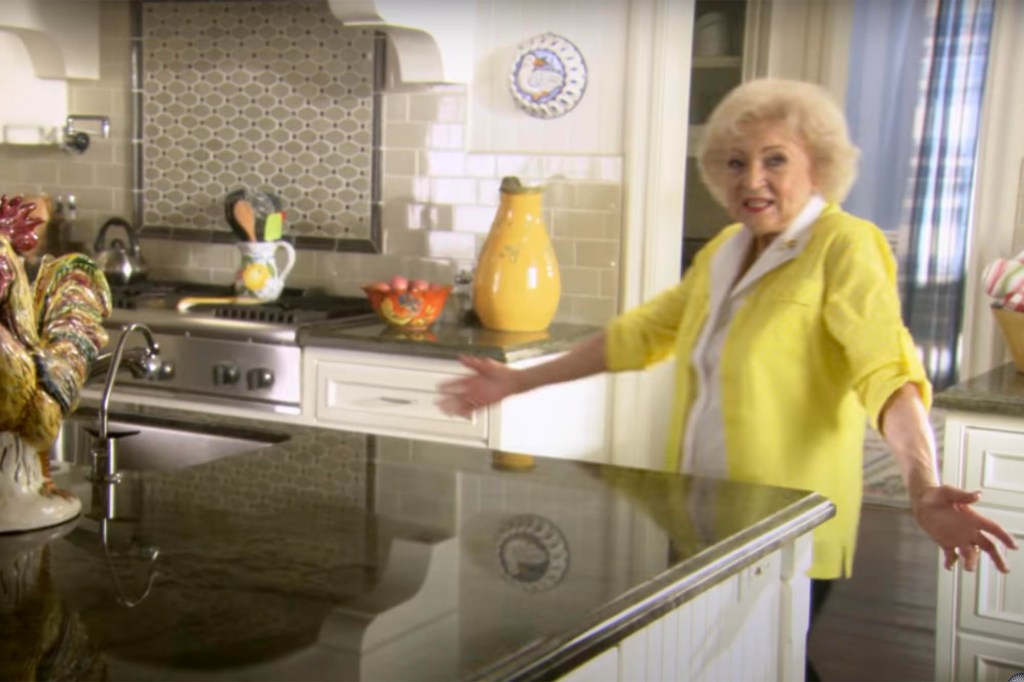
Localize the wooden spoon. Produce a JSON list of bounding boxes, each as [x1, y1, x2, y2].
[[232, 200, 256, 242]]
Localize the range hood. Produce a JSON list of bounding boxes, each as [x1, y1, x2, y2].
[[327, 0, 474, 85], [0, 0, 100, 145]]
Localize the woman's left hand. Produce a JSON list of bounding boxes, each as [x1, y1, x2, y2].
[[912, 485, 1018, 573]]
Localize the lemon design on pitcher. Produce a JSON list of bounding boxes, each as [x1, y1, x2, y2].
[[242, 262, 271, 293]]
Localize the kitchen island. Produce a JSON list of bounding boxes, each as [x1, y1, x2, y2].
[[6, 403, 834, 681]]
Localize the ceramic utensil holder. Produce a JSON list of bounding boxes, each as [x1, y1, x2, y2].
[[234, 241, 296, 301]]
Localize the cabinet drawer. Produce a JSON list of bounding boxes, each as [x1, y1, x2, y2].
[[314, 360, 487, 443], [962, 427, 1024, 508], [957, 506, 1024, 642]]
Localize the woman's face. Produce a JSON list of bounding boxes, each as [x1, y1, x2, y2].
[[714, 120, 817, 238]]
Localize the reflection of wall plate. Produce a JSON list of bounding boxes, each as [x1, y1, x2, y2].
[[496, 514, 569, 592], [509, 33, 587, 119]]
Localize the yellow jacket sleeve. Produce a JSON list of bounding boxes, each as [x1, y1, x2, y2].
[[821, 219, 932, 428]]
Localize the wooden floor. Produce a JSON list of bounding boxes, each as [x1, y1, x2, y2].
[[807, 504, 939, 682]]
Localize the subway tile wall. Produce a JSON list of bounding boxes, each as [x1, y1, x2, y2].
[[143, 88, 625, 324], [379, 90, 623, 325]]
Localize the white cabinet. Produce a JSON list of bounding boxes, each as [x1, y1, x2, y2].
[[559, 533, 813, 682], [304, 347, 610, 461], [955, 632, 1024, 682], [936, 411, 1024, 682]]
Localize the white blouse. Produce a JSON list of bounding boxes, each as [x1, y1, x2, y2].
[[681, 195, 827, 475]]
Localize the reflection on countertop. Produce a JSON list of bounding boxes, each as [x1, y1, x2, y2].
[[2, 403, 833, 681], [298, 319, 602, 362]]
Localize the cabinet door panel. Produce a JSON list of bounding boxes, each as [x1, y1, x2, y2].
[[963, 427, 1024, 508], [956, 632, 1024, 682], [958, 507, 1024, 641]]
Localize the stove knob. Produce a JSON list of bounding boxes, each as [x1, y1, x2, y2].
[[157, 360, 175, 381], [213, 362, 240, 386], [246, 367, 274, 390]]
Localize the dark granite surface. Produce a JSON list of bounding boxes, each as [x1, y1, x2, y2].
[[2, 404, 833, 682], [934, 362, 1024, 416], [299, 319, 601, 362]]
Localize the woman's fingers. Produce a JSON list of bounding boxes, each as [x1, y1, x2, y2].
[[942, 535, 1011, 574], [940, 486, 983, 505], [942, 546, 959, 570], [972, 511, 1020, 550], [458, 354, 496, 374], [437, 356, 508, 417], [959, 544, 981, 572], [975, 535, 1010, 573]]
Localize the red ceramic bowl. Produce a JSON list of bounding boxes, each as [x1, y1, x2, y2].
[[362, 284, 451, 329]]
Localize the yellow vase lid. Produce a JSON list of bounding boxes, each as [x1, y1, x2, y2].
[[500, 176, 542, 194]]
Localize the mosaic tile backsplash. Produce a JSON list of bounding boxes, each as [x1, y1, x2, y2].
[[141, 1, 376, 245]]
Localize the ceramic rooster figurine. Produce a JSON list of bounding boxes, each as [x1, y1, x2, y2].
[[0, 194, 112, 533]]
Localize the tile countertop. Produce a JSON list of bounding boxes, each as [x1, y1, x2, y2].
[[298, 319, 602, 362], [934, 362, 1024, 417], [9, 404, 834, 682]]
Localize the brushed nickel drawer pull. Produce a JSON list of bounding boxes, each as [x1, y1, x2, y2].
[[378, 396, 414, 405]]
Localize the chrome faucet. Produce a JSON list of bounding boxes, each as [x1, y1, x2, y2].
[[88, 346, 162, 384], [89, 323, 160, 482]]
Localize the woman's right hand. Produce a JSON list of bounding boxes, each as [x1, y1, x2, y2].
[[437, 355, 524, 418]]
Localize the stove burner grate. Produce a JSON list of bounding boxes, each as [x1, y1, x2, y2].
[[212, 307, 322, 325], [209, 294, 374, 325], [108, 280, 374, 326]]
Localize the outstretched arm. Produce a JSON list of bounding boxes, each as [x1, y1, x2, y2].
[[880, 383, 1018, 572], [437, 332, 607, 418]]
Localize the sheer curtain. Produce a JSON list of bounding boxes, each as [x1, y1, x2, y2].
[[843, 0, 929, 237], [845, 0, 995, 391], [903, 0, 994, 390]]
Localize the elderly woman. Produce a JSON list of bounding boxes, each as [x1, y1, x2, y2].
[[439, 78, 1015, 673]]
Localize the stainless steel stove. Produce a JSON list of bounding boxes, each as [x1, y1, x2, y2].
[[99, 280, 374, 414]]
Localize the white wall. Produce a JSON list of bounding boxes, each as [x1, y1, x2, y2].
[[960, 0, 1024, 380], [468, 0, 629, 154]]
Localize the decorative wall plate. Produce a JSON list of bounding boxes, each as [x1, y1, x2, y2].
[[495, 513, 570, 592], [509, 33, 588, 119]]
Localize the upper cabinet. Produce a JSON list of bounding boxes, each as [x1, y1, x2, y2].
[[681, 0, 854, 271], [682, 0, 762, 270], [0, 0, 100, 145]]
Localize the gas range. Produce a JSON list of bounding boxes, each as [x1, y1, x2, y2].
[[99, 280, 375, 414]]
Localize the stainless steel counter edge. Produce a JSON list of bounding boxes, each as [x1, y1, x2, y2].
[[478, 493, 836, 682], [299, 334, 571, 363]]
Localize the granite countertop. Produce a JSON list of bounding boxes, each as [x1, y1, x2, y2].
[[3, 405, 833, 682], [934, 362, 1024, 416], [299, 319, 602, 362]]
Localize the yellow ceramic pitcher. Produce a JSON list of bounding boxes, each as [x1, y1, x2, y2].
[[473, 177, 561, 332]]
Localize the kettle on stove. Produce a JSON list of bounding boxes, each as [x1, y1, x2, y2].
[[94, 217, 149, 285]]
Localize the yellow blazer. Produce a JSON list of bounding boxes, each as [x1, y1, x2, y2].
[[606, 203, 931, 579]]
